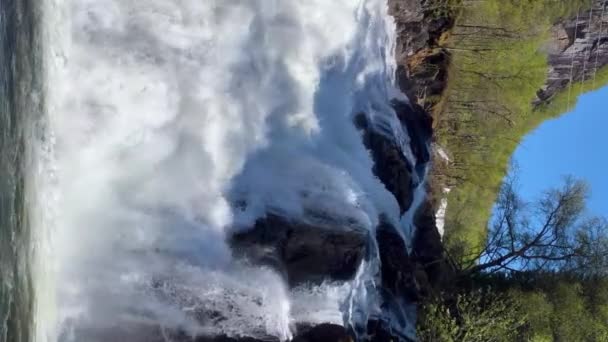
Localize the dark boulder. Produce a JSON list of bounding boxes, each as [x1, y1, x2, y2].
[[230, 214, 369, 286], [353, 101, 431, 217], [340, 219, 419, 342], [411, 197, 454, 293], [392, 100, 432, 167], [354, 113, 415, 215], [292, 324, 353, 342], [376, 220, 418, 303], [193, 334, 277, 342], [367, 319, 416, 342]]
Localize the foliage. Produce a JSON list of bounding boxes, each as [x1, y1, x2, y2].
[[421, 1, 608, 340], [422, 174, 608, 341], [517, 277, 608, 342], [419, 276, 608, 341], [422, 0, 462, 20], [513, 290, 553, 341], [437, 0, 604, 258], [417, 290, 524, 342], [455, 175, 608, 275]]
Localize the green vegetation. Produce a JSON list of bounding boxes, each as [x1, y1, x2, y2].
[[418, 290, 524, 342], [419, 277, 608, 342], [436, 0, 604, 256], [419, 175, 608, 341], [418, 1, 608, 339]]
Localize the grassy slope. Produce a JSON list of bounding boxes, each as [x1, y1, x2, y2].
[[437, 0, 604, 255]]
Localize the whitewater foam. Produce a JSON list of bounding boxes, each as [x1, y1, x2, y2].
[[35, 0, 413, 340]]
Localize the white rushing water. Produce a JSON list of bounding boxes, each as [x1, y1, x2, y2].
[[35, 0, 414, 340]]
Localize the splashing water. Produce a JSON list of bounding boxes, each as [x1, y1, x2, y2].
[[34, 0, 417, 340]]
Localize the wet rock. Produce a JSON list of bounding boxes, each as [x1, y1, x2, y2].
[[354, 104, 432, 216], [292, 324, 353, 342], [411, 198, 454, 291], [367, 219, 419, 341], [198, 324, 353, 342], [376, 220, 418, 303], [352, 3, 440, 218], [179, 325, 353, 342], [230, 214, 369, 286], [367, 319, 416, 342], [193, 334, 276, 342], [355, 114, 414, 214], [392, 100, 432, 166]]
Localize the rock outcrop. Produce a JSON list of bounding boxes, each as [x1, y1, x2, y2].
[[292, 324, 353, 342], [390, 0, 453, 113], [387, 0, 454, 290], [536, 0, 608, 105], [354, 112, 416, 214], [411, 199, 453, 291], [370, 221, 419, 341], [376, 221, 418, 304], [230, 214, 369, 287]]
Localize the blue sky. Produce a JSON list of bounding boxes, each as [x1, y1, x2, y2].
[[513, 85, 608, 216]]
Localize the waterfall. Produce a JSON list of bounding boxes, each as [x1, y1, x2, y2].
[[34, 0, 421, 340]]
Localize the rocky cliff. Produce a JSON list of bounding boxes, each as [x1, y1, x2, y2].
[[389, 0, 453, 114], [536, 0, 608, 105]]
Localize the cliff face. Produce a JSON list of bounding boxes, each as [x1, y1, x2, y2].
[[389, 0, 453, 113], [388, 0, 453, 280], [536, 0, 608, 105]]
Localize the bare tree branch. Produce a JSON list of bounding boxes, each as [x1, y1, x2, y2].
[[457, 172, 608, 277]]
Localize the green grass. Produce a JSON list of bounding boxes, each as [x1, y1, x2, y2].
[[436, 0, 604, 258]]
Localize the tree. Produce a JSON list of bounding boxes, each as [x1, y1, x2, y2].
[[420, 173, 608, 341], [458, 173, 608, 276], [417, 289, 524, 342]]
